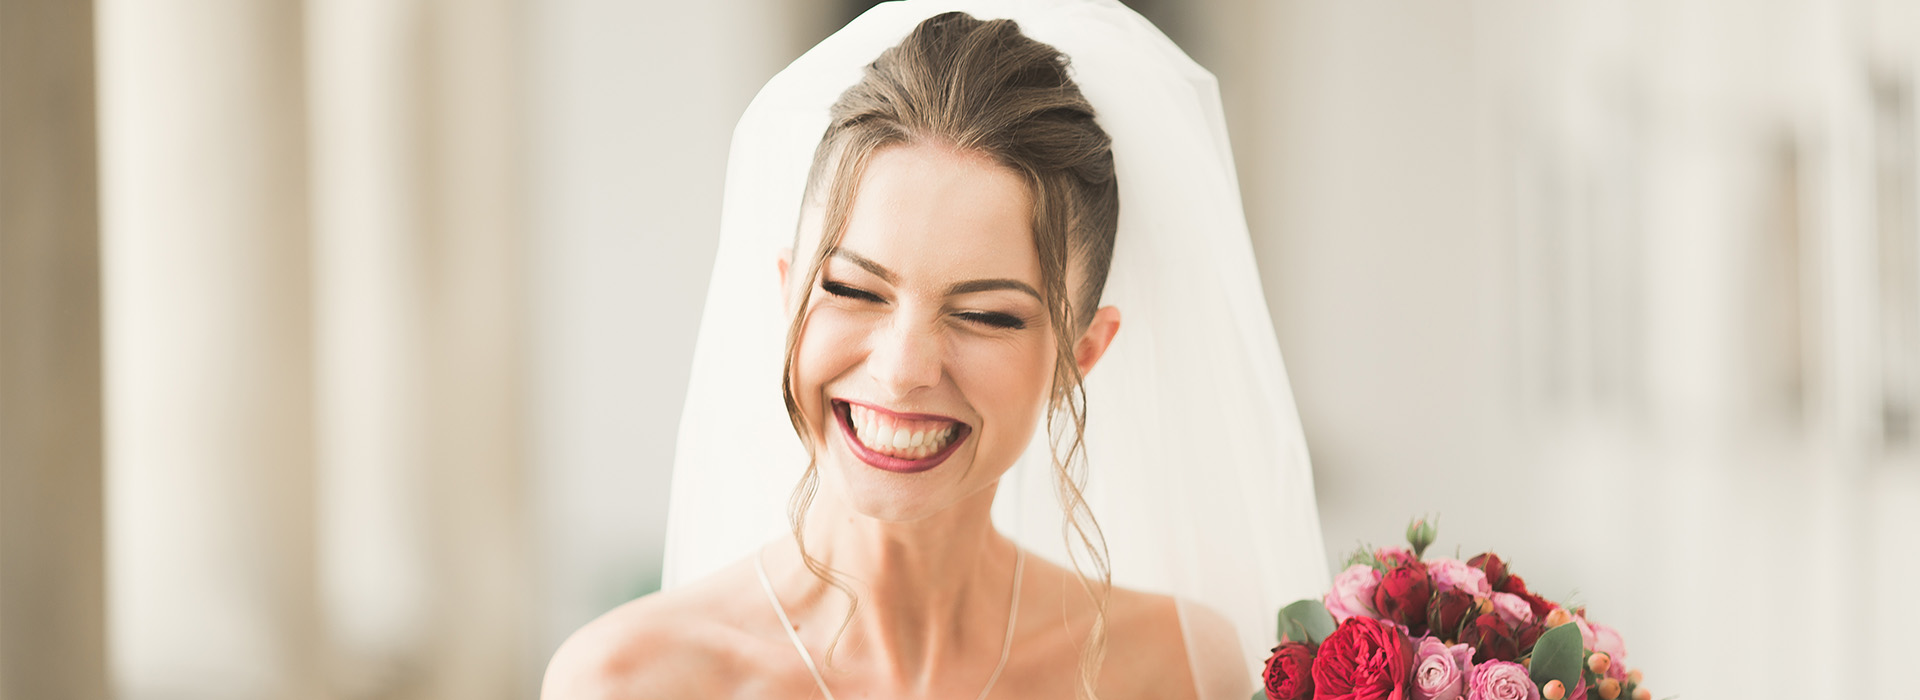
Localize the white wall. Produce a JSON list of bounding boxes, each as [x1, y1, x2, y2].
[[524, 0, 835, 663]]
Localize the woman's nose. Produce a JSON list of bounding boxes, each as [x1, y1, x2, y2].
[[865, 316, 942, 396]]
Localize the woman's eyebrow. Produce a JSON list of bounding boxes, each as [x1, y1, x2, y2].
[[947, 278, 1042, 300], [831, 248, 896, 284], [833, 247, 1040, 300]]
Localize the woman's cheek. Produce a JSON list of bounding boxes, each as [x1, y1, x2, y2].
[[793, 310, 871, 430], [950, 332, 1054, 452]]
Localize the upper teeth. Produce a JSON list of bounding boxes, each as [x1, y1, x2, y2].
[[847, 403, 960, 460]]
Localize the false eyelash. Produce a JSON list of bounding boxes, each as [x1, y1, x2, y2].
[[821, 280, 883, 303], [958, 311, 1025, 330]]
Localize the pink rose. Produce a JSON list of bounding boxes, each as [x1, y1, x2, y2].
[[1587, 621, 1628, 680], [1489, 593, 1534, 627], [1325, 564, 1383, 622], [1571, 612, 1595, 648], [1466, 661, 1539, 700], [1376, 546, 1417, 567], [1410, 636, 1474, 700], [1427, 558, 1492, 597]]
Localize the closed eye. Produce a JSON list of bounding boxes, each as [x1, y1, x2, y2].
[[956, 311, 1026, 330], [822, 280, 884, 303]]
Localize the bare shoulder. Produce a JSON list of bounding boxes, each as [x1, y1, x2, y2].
[[1016, 555, 1244, 700], [1104, 587, 1254, 700], [540, 562, 798, 700], [1100, 586, 1200, 700]]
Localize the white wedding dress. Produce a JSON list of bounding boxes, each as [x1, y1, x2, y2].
[[660, 1, 1330, 697]]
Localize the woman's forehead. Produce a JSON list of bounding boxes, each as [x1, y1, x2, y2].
[[826, 143, 1040, 286]]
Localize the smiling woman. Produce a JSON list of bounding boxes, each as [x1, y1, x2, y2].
[[781, 141, 1112, 519], [542, 1, 1329, 698]]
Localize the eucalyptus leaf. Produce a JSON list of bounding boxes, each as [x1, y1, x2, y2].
[[1275, 599, 1335, 645], [1527, 623, 1584, 695]]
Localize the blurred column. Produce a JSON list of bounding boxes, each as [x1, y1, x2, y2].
[[307, 1, 434, 696], [408, 1, 531, 697], [310, 1, 531, 698], [0, 0, 109, 698], [97, 1, 322, 699]]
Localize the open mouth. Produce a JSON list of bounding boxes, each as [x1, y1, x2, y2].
[[832, 399, 971, 474]]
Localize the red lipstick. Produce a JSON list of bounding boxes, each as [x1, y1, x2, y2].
[[832, 399, 971, 474]]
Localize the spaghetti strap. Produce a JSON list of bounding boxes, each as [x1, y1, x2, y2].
[[755, 548, 838, 700]]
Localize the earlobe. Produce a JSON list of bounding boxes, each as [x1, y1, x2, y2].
[[1074, 306, 1123, 377]]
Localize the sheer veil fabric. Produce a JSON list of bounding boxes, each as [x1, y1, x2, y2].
[[660, 0, 1329, 696]]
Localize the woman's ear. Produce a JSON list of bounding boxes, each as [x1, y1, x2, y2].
[[1074, 306, 1122, 377], [777, 247, 793, 313]]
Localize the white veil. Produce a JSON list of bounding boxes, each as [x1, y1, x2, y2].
[[660, 1, 1329, 695]]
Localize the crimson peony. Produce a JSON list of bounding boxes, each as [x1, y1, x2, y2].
[[1262, 642, 1315, 700], [1312, 617, 1414, 700]]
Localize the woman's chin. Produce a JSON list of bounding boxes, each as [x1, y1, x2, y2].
[[818, 459, 949, 522], [815, 446, 994, 523]]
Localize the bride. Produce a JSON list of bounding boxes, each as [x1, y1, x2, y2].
[[544, 1, 1328, 698]]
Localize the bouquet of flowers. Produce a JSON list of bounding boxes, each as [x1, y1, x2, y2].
[[1258, 519, 1656, 700]]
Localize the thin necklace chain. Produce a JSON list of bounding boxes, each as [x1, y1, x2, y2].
[[754, 544, 1027, 700]]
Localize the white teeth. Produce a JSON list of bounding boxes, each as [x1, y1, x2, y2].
[[843, 402, 962, 459]]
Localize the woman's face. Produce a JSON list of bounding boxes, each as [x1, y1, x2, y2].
[[783, 142, 1055, 522]]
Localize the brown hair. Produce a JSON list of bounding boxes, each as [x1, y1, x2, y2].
[[779, 11, 1120, 698]]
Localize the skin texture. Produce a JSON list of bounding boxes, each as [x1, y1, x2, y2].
[[542, 143, 1196, 700]]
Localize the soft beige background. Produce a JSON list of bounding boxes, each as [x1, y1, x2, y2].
[[3, 1, 1917, 699]]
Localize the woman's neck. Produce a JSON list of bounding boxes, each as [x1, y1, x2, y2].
[[765, 481, 1021, 688]]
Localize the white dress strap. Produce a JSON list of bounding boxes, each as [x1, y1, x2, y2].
[[755, 549, 837, 700]]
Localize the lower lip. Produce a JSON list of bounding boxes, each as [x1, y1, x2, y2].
[[833, 401, 970, 474]]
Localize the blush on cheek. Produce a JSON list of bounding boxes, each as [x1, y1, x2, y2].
[[790, 310, 874, 443], [948, 336, 1054, 470]]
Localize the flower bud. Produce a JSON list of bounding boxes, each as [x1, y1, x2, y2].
[[1627, 669, 1642, 685], [1406, 517, 1437, 557], [1587, 652, 1612, 675], [1544, 608, 1574, 628], [1542, 679, 1566, 700], [1631, 687, 1651, 700], [1598, 678, 1620, 700]]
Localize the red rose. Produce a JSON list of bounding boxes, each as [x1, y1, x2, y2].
[[1311, 617, 1413, 700], [1375, 546, 1417, 568], [1425, 589, 1476, 643], [1371, 561, 1433, 637], [1467, 553, 1508, 589], [1518, 590, 1554, 620], [1262, 641, 1315, 700], [1460, 612, 1544, 664], [1493, 572, 1556, 620]]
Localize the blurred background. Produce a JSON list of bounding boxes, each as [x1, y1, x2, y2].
[[3, 0, 1918, 698]]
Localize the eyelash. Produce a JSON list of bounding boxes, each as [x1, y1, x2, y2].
[[957, 311, 1026, 330], [819, 280, 1027, 330], [821, 280, 883, 303]]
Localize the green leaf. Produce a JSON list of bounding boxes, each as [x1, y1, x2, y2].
[[1527, 623, 1584, 695], [1275, 599, 1335, 645], [1251, 691, 1268, 700]]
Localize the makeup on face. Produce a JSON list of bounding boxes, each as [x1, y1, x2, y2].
[[790, 143, 1053, 504], [831, 398, 973, 473]]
